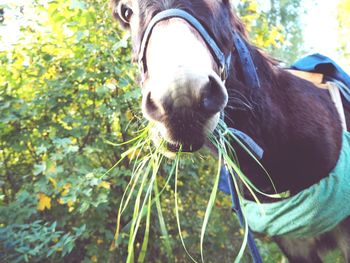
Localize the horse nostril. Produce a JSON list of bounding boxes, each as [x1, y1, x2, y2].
[[145, 91, 163, 121], [201, 76, 226, 115]]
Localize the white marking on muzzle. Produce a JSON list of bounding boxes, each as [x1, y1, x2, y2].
[[145, 18, 217, 84], [141, 17, 227, 153]]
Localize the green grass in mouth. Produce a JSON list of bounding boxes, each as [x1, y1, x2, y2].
[[109, 120, 284, 262]]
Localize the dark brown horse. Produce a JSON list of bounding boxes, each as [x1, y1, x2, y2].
[[110, 0, 350, 262]]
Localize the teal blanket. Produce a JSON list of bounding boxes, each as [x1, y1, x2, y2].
[[243, 131, 350, 238]]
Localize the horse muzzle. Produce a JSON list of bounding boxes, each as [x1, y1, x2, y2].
[[142, 67, 227, 153]]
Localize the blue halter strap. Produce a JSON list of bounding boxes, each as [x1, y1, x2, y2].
[[219, 128, 264, 263]]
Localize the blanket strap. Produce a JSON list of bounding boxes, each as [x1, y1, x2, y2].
[[327, 83, 347, 131]]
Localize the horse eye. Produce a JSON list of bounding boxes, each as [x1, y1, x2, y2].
[[119, 4, 133, 23]]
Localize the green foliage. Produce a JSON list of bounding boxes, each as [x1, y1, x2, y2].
[[0, 221, 85, 262], [236, 0, 305, 63], [1, 0, 139, 261], [0, 0, 312, 262]]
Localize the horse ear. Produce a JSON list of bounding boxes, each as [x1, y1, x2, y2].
[[110, 0, 120, 9], [110, 0, 120, 18], [219, 0, 246, 36]]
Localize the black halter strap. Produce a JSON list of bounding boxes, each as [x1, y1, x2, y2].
[[232, 31, 261, 89], [138, 8, 260, 88]]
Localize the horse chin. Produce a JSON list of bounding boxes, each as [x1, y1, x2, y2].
[[149, 114, 220, 158], [148, 126, 202, 158], [166, 141, 203, 153]]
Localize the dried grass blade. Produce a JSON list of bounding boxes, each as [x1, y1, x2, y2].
[[127, 153, 164, 262], [137, 193, 152, 263], [174, 154, 199, 263], [154, 178, 173, 261]]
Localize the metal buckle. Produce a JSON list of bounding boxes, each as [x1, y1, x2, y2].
[[220, 66, 227, 81]]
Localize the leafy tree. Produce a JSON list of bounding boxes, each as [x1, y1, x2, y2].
[[236, 0, 305, 63], [1, 0, 139, 261]]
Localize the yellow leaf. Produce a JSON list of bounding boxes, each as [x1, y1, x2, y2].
[[105, 78, 117, 85], [48, 177, 57, 189], [98, 181, 111, 189], [254, 35, 265, 48], [247, 2, 258, 13], [91, 256, 98, 262], [181, 230, 189, 238], [47, 163, 57, 174], [63, 183, 72, 189], [125, 110, 133, 121], [197, 210, 205, 218], [61, 183, 71, 196], [127, 149, 141, 160], [37, 193, 52, 211]]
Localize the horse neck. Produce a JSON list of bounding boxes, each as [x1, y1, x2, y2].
[[224, 47, 343, 196]]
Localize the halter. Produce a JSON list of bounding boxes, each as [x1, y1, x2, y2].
[[138, 8, 260, 89]]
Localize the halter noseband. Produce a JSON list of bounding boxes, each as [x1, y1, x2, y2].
[[138, 8, 260, 89]]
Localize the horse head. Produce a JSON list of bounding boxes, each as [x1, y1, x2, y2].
[[111, 0, 247, 153]]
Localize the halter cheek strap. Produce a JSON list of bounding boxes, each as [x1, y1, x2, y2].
[[232, 31, 261, 89]]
